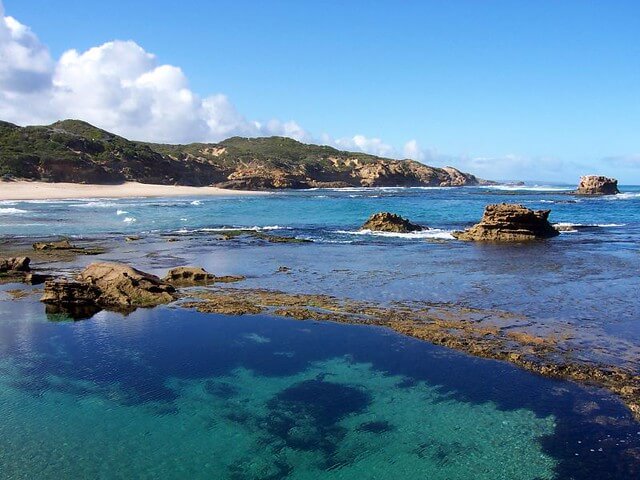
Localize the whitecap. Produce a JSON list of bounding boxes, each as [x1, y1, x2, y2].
[[0, 207, 28, 215], [336, 228, 455, 240], [479, 185, 573, 192], [123, 217, 136, 223], [604, 192, 640, 200], [190, 200, 202, 205], [71, 201, 117, 208], [553, 222, 626, 233], [116, 209, 128, 216], [200, 225, 289, 232]]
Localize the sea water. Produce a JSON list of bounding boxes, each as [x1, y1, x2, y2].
[[1, 184, 639, 478]]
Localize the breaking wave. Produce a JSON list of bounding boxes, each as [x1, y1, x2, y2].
[[335, 228, 455, 240]]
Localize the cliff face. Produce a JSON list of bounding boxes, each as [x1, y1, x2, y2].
[[0, 120, 489, 189]]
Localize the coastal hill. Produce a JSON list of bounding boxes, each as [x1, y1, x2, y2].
[[0, 119, 488, 189]]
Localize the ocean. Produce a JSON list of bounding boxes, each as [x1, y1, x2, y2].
[[0, 183, 639, 478]]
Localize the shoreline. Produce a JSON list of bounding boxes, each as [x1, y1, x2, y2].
[[0, 181, 264, 201]]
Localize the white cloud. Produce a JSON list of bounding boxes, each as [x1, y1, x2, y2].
[[0, 2, 309, 144], [0, 7, 53, 94], [402, 139, 422, 161], [330, 134, 395, 157], [2, 2, 614, 183]]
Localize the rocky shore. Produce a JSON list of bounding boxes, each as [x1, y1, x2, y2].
[[2, 249, 634, 422]]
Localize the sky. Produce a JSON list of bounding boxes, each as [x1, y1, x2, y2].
[[0, 0, 638, 183]]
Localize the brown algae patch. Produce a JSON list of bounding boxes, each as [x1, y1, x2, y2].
[[178, 286, 640, 421]]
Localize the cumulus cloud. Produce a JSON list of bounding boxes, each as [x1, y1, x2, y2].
[[0, 6, 52, 94], [2, 2, 610, 183], [0, 2, 309, 143], [327, 134, 396, 157]]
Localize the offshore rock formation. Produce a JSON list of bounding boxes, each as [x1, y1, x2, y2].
[[361, 212, 424, 233], [453, 204, 559, 242], [576, 175, 619, 195], [0, 119, 489, 189]]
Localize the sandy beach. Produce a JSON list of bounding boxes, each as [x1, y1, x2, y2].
[[0, 181, 263, 201]]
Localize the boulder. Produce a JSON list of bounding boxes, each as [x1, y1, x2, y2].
[[576, 175, 619, 195], [0, 257, 30, 272], [41, 279, 101, 306], [77, 262, 176, 308], [361, 212, 424, 233], [453, 203, 560, 242], [33, 239, 75, 251], [164, 266, 214, 286]]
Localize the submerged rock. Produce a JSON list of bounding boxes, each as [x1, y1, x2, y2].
[[361, 212, 424, 233], [453, 203, 559, 242], [78, 262, 176, 308], [576, 175, 619, 195], [33, 239, 75, 251]]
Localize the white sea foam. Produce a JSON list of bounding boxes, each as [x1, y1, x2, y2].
[[604, 192, 640, 200], [123, 217, 137, 223], [479, 185, 573, 192], [116, 209, 128, 215], [71, 201, 117, 208], [174, 225, 290, 234], [336, 228, 455, 240], [554, 222, 626, 233], [0, 207, 28, 215], [190, 200, 202, 205], [201, 225, 288, 232]]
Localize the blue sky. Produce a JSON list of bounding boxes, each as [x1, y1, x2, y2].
[[2, 0, 639, 182]]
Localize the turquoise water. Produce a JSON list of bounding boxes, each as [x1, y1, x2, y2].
[[2, 184, 637, 368], [0, 299, 638, 479], [1, 183, 640, 478]]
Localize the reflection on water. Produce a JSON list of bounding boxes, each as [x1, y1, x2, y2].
[[0, 300, 638, 479]]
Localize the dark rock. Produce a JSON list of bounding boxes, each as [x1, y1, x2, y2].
[[0, 257, 30, 272], [41, 279, 101, 305], [164, 266, 245, 286], [576, 175, 619, 195], [361, 212, 424, 233], [164, 266, 214, 286], [453, 203, 559, 242]]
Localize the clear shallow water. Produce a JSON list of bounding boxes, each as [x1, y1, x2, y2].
[[2, 184, 637, 369], [1, 184, 639, 478], [0, 298, 639, 479]]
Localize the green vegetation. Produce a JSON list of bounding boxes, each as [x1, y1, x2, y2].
[[0, 119, 483, 188]]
